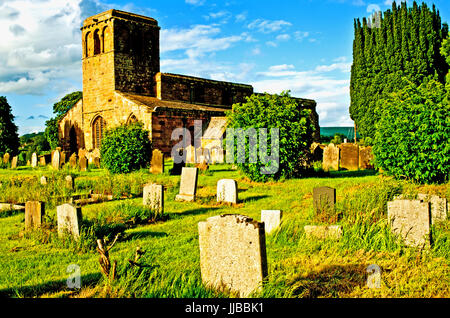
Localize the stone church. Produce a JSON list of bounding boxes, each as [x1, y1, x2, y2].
[[59, 9, 319, 158]]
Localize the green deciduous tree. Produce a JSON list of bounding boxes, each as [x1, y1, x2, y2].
[[0, 96, 20, 156]]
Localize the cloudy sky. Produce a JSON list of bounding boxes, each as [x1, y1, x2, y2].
[[1, 0, 449, 135]]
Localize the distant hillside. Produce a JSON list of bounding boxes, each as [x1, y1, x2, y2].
[[320, 127, 360, 140]]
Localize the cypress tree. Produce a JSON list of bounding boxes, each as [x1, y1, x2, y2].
[[0, 96, 20, 156]]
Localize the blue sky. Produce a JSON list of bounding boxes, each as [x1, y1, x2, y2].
[[1, 0, 449, 135]]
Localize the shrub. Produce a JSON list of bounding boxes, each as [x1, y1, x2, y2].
[[226, 91, 315, 182], [373, 80, 450, 184], [100, 123, 152, 174]]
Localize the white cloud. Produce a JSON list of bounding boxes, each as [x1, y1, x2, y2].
[[315, 62, 352, 73], [276, 34, 291, 41], [294, 31, 310, 42], [185, 0, 205, 6], [235, 12, 247, 23], [269, 64, 295, 72], [247, 19, 292, 33], [266, 41, 278, 47]]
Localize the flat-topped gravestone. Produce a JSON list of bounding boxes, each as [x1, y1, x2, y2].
[[387, 200, 431, 248], [25, 201, 45, 231], [359, 146, 374, 170], [322, 143, 339, 171], [65, 175, 74, 189], [11, 156, 18, 169], [150, 149, 164, 174], [261, 210, 282, 234], [198, 214, 268, 297], [217, 179, 238, 204], [175, 167, 198, 202], [417, 194, 447, 225], [57, 203, 82, 240], [143, 184, 164, 214], [40, 176, 48, 185], [79, 155, 87, 171], [3, 153, 10, 165], [340, 143, 359, 171], [304, 225, 343, 240], [52, 149, 61, 170], [313, 187, 336, 215], [31, 153, 38, 168]]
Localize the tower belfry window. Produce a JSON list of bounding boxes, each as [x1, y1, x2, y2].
[[93, 30, 101, 55], [93, 116, 105, 149]]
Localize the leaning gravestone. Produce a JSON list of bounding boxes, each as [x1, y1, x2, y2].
[[3, 153, 10, 165], [52, 149, 61, 170], [261, 210, 282, 234], [69, 153, 77, 169], [150, 149, 164, 174], [175, 167, 198, 202], [387, 199, 431, 248], [340, 143, 359, 171], [31, 153, 38, 168], [417, 194, 447, 224], [57, 203, 82, 240], [313, 187, 336, 215], [359, 146, 374, 170], [11, 156, 18, 169], [25, 201, 45, 231], [216, 179, 238, 204], [143, 184, 164, 214], [322, 143, 339, 171], [198, 214, 268, 297], [304, 225, 343, 240], [79, 155, 87, 171]]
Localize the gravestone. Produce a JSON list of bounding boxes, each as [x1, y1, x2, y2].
[[61, 151, 67, 165], [143, 184, 164, 214], [170, 149, 185, 175], [69, 153, 77, 169], [11, 156, 18, 169], [40, 176, 47, 185], [216, 179, 238, 204], [39, 156, 46, 166], [52, 149, 61, 170], [3, 153, 10, 165], [313, 187, 336, 215], [210, 147, 224, 164], [25, 201, 45, 231], [304, 225, 343, 240], [340, 143, 359, 171], [198, 214, 268, 297], [322, 143, 339, 171], [93, 157, 100, 168], [31, 153, 38, 168], [261, 210, 282, 234], [150, 149, 164, 174], [185, 145, 196, 164], [57, 203, 82, 240], [175, 167, 198, 202], [417, 193, 447, 224], [359, 146, 374, 170], [387, 199, 431, 248], [79, 155, 87, 171], [65, 175, 74, 189], [27, 160, 31, 166]]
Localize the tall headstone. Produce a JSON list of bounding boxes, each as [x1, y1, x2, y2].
[[210, 146, 224, 164], [387, 200, 431, 248], [340, 143, 359, 171], [313, 187, 336, 215], [11, 156, 18, 169], [25, 201, 45, 230], [143, 183, 164, 214], [79, 155, 87, 171], [185, 145, 196, 164], [31, 153, 38, 168], [170, 149, 185, 175], [3, 153, 10, 165], [150, 149, 164, 174], [52, 149, 61, 170], [93, 156, 100, 168], [198, 214, 268, 297], [322, 143, 339, 171], [65, 175, 74, 189], [359, 146, 374, 170], [216, 179, 238, 204], [417, 194, 447, 225], [175, 167, 198, 202], [57, 203, 82, 240], [69, 153, 77, 169], [61, 151, 67, 165], [261, 210, 282, 234]]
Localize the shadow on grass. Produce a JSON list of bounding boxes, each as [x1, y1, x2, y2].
[[124, 230, 168, 240], [0, 272, 102, 298], [307, 169, 379, 179], [286, 264, 367, 298], [171, 207, 220, 218], [241, 195, 269, 203]]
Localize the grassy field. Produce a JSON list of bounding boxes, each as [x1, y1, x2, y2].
[[0, 162, 448, 298]]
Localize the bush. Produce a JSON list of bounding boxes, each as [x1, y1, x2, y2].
[[373, 80, 450, 184], [100, 123, 152, 174], [226, 91, 315, 182]]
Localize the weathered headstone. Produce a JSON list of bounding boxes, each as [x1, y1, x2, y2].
[[216, 179, 238, 204], [40, 176, 48, 185], [150, 149, 164, 174], [61, 151, 67, 165], [93, 156, 100, 168], [185, 145, 196, 164], [359, 146, 374, 170], [313, 187, 336, 215], [57, 203, 82, 240], [65, 175, 74, 189], [52, 149, 61, 170], [79, 155, 87, 171], [210, 146, 224, 164], [69, 153, 77, 169], [25, 201, 45, 231], [39, 156, 46, 166], [170, 149, 185, 175], [31, 153, 38, 168], [143, 183, 164, 214], [340, 143, 359, 171], [27, 160, 31, 166], [387, 200, 431, 248], [304, 225, 343, 240], [417, 194, 447, 224], [261, 210, 282, 234], [3, 153, 10, 165], [198, 214, 268, 297], [322, 143, 339, 171], [11, 156, 18, 169], [175, 167, 198, 202], [312, 143, 324, 162]]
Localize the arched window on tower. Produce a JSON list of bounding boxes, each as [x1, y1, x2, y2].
[[127, 114, 138, 125], [85, 32, 91, 57], [93, 29, 101, 55], [102, 26, 110, 53], [92, 116, 106, 149]]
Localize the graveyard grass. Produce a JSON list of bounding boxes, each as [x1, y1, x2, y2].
[[0, 162, 449, 298]]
